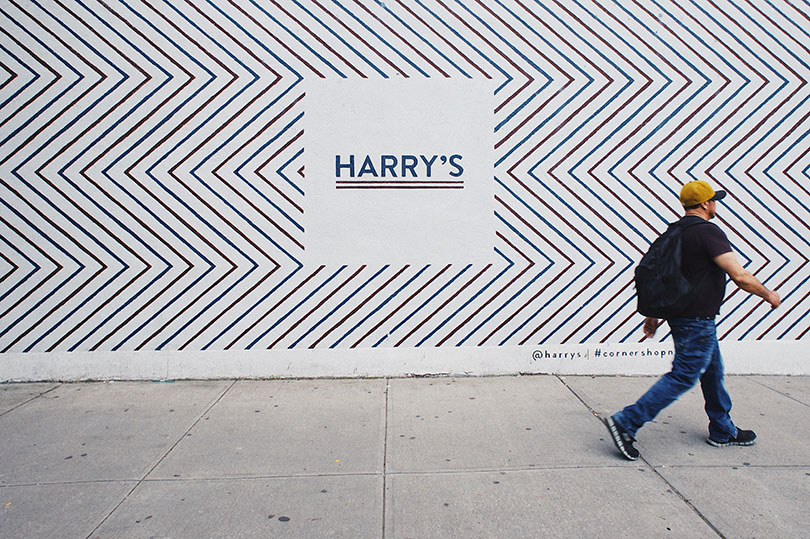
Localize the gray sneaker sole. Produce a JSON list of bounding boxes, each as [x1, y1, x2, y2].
[[706, 437, 756, 447]]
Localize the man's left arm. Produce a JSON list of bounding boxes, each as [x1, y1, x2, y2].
[[713, 252, 781, 308]]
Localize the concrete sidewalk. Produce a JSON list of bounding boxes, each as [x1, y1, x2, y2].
[[0, 375, 808, 538]]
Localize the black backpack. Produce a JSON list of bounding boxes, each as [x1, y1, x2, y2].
[[634, 220, 708, 319]]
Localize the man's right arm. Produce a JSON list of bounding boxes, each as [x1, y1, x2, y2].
[[713, 252, 781, 308]]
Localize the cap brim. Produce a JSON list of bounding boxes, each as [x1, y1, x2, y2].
[[711, 190, 727, 201]]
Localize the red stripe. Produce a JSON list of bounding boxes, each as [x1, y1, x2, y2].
[[478, 194, 575, 345], [227, 0, 325, 78], [395, 264, 492, 347], [269, 0, 366, 78], [390, 0, 487, 78], [435, 0, 531, 114], [351, 264, 452, 348], [225, 266, 326, 349], [311, 0, 408, 78], [436, 230, 534, 346], [308, 265, 411, 348], [269, 265, 367, 349]]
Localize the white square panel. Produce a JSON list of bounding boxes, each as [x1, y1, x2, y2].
[[304, 77, 496, 266]]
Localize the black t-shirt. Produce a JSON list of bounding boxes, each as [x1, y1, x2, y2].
[[678, 215, 732, 318]]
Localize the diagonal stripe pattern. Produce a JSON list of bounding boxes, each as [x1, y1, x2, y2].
[[1, 0, 808, 356]]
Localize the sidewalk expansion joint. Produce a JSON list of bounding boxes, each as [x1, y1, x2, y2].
[[554, 375, 600, 418], [642, 457, 725, 538], [84, 380, 238, 539], [0, 384, 61, 418], [382, 378, 390, 539], [136, 472, 384, 482], [555, 375, 725, 538], [747, 377, 810, 408], [385, 464, 640, 476], [0, 479, 139, 488]]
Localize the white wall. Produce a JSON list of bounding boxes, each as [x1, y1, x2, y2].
[[1, 0, 808, 380]]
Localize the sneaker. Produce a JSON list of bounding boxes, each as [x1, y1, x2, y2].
[[605, 415, 639, 461], [707, 428, 756, 447]]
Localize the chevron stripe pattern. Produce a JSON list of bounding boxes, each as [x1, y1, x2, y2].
[[2, 0, 809, 357]]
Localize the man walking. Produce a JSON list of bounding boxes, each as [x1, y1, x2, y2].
[[605, 180, 781, 461]]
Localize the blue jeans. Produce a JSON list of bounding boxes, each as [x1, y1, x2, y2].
[[613, 318, 737, 442]]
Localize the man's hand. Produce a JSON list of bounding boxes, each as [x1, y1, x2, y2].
[[643, 317, 660, 339], [765, 290, 781, 309]]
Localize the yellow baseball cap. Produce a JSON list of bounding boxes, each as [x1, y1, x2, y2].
[[679, 180, 726, 207]]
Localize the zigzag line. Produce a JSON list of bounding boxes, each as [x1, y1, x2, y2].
[[571, 0, 715, 343], [22, 0, 158, 353], [719, 0, 809, 340], [63, 0, 203, 352], [1, 0, 113, 352], [1, 0, 808, 352], [684, 0, 794, 339], [762, 0, 810, 338], [144, 0, 301, 351]]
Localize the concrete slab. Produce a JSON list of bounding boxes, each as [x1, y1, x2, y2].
[[92, 475, 382, 538], [561, 375, 719, 462], [0, 374, 804, 538], [660, 466, 810, 538], [0, 381, 230, 484], [385, 468, 716, 538], [386, 376, 627, 473], [0, 481, 136, 538], [149, 379, 386, 479], [563, 375, 810, 466], [0, 383, 58, 415], [748, 375, 810, 406]]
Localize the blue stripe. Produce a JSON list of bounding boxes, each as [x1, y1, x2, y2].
[[0, 222, 40, 305], [276, 147, 305, 198], [3, 0, 130, 350], [0, 8, 83, 150], [458, 177, 574, 345], [378, 0, 474, 79], [330, 265, 432, 348], [290, 265, 390, 348], [0, 41, 39, 113], [456, 0, 551, 94], [493, 0, 595, 164], [150, 0, 274, 349], [374, 264, 473, 347], [23, 0, 143, 351], [291, 0, 387, 78], [249, 0, 346, 77], [331, 0, 429, 77], [416, 248, 511, 347], [0, 199, 83, 346], [247, 266, 348, 349]]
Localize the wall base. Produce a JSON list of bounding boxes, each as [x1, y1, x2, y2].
[[0, 341, 806, 382]]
